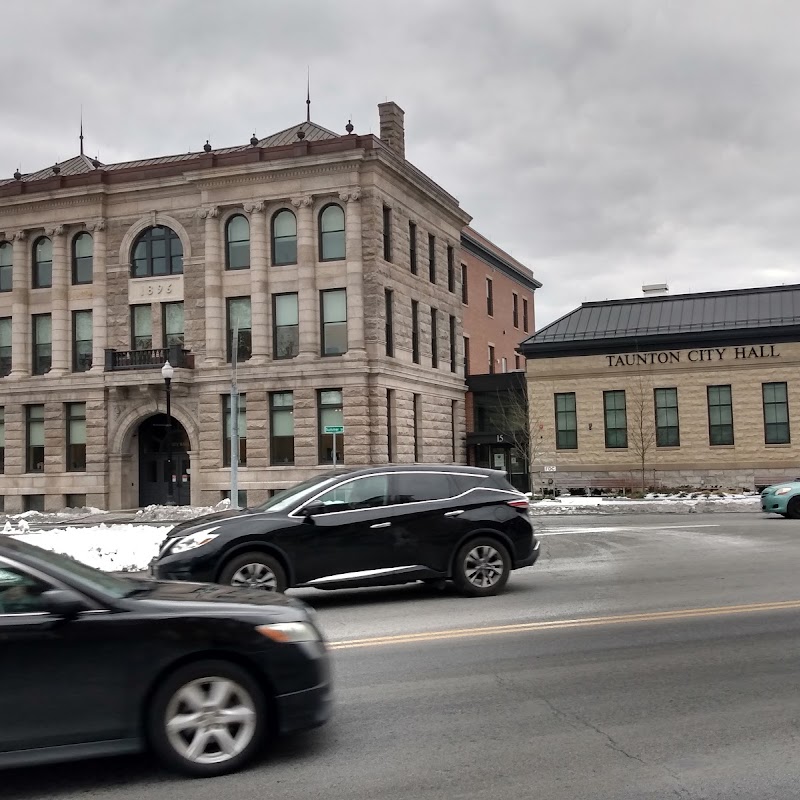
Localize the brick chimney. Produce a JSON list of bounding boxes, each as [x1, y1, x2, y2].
[[378, 101, 405, 160]]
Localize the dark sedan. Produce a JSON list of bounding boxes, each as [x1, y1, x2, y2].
[[0, 536, 331, 777], [153, 465, 539, 597]]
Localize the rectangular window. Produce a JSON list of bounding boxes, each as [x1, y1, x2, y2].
[[449, 315, 457, 372], [409, 221, 417, 274], [72, 310, 92, 372], [162, 302, 184, 348], [603, 390, 628, 449], [763, 382, 790, 444], [66, 402, 86, 471], [0, 407, 4, 473], [32, 313, 52, 375], [555, 392, 578, 450], [385, 289, 394, 357], [131, 305, 152, 351], [523, 298, 530, 333], [430, 308, 438, 368], [655, 388, 680, 447], [515, 354, 522, 370], [383, 205, 392, 262], [461, 263, 468, 304], [270, 392, 294, 465], [318, 389, 344, 464], [0, 317, 11, 377], [428, 234, 436, 283], [0, 243, 11, 292], [463, 336, 470, 376], [321, 288, 348, 356], [226, 297, 252, 362], [707, 385, 734, 445], [222, 393, 247, 467], [486, 278, 494, 316], [26, 404, 45, 472], [24, 495, 45, 512], [513, 293, 519, 328], [447, 245, 455, 292], [65, 493, 86, 509], [488, 345, 495, 374], [411, 300, 420, 364], [451, 400, 457, 461], [501, 357, 507, 373], [387, 389, 396, 462], [222, 489, 248, 508], [273, 293, 299, 359], [413, 393, 422, 461]]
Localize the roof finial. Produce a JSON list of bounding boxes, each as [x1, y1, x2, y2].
[[306, 67, 311, 123], [79, 106, 84, 155]]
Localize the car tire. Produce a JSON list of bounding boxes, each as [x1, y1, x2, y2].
[[787, 497, 800, 520], [147, 659, 269, 777], [453, 537, 510, 597], [219, 552, 287, 593]]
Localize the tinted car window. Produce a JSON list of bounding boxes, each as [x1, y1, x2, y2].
[[313, 475, 390, 513], [392, 472, 454, 503], [0, 565, 50, 614], [451, 475, 493, 494]]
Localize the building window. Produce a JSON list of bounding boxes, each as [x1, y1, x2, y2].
[[0, 241, 12, 292], [413, 393, 422, 461], [72, 310, 92, 372], [222, 393, 247, 467], [225, 214, 250, 270], [431, 308, 438, 368], [270, 392, 294, 465], [273, 293, 299, 359], [409, 221, 417, 274], [66, 494, 86, 509], [162, 302, 184, 348], [707, 385, 734, 445], [501, 357, 507, 373], [319, 204, 345, 261], [411, 300, 420, 364], [131, 226, 183, 277], [0, 317, 11, 377], [26, 405, 45, 472], [603, 390, 628, 448], [66, 402, 86, 472], [428, 234, 436, 283], [318, 390, 344, 464], [272, 209, 297, 265], [461, 263, 468, 304], [451, 400, 457, 461], [382, 205, 392, 262], [226, 297, 252, 362], [32, 314, 52, 375], [33, 236, 52, 288], [463, 336, 470, 376], [513, 293, 519, 328], [523, 298, 530, 333], [387, 389, 396, 462], [72, 232, 93, 284], [555, 392, 577, 450], [449, 315, 456, 372], [486, 277, 494, 316], [655, 388, 680, 447], [385, 289, 394, 357], [515, 355, 521, 370], [447, 245, 455, 292], [131, 305, 152, 350], [321, 288, 348, 356], [0, 407, 4, 473], [488, 345, 495, 374], [763, 382, 790, 444], [24, 495, 45, 513], [221, 489, 248, 508]]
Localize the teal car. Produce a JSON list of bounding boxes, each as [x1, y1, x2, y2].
[[761, 481, 800, 518]]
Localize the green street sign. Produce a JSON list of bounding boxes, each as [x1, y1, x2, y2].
[[324, 425, 344, 434]]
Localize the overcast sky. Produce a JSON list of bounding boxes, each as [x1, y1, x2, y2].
[[2, 0, 799, 328]]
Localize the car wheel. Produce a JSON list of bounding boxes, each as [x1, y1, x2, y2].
[[219, 552, 287, 593], [787, 497, 800, 519], [147, 660, 268, 777], [453, 538, 510, 597]]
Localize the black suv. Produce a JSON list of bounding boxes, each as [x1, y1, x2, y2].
[[152, 466, 539, 597]]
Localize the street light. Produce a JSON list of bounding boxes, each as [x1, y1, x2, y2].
[[161, 360, 175, 506]]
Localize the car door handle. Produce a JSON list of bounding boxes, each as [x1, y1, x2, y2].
[[444, 510, 464, 517], [370, 522, 392, 529]]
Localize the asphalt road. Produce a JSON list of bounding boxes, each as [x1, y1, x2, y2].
[[7, 511, 800, 800]]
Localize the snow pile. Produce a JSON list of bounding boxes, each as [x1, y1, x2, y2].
[[528, 492, 761, 515], [134, 499, 231, 522]]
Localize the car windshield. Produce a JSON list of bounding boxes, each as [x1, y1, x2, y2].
[[253, 474, 347, 513], [4, 537, 139, 599]]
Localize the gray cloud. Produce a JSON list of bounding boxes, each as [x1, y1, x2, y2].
[[2, 0, 800, 327]]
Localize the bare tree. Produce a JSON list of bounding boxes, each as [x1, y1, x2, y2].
[[628, 375, 657, 492]]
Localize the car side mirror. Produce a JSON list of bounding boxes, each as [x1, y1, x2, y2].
[[42, 589, 87, 620], [300, 503, 325, 521]]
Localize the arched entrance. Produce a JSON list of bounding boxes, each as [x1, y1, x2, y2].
[[138, 414, 191, 506]]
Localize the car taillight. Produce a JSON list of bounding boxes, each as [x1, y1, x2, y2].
[[507, 499, 529, 510]]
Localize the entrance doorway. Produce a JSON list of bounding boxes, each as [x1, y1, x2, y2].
[[138, 414, 191, 507]]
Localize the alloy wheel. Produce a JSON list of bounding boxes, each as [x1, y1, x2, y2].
[[463, 545, 505, 589], [230, 562, 278, 591]]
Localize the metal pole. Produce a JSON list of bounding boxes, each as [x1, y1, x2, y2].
[[165, 377, 174, 505], [230, 324, 239, 508], [332, 431, 337, 468]]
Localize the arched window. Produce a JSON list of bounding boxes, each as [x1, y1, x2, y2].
[[0, 241, 12, 293], [72, 232, 93, 285], [33, 237, 52, 288], [131, 226, 183, 278], [271, 209, 297, 266], [319, 204, 345, 261], [225, 214, 250, 270]]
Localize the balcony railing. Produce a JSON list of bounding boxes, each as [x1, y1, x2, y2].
[[105, 345, 193, 372]]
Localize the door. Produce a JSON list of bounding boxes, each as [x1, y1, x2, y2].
[[138, 414, 191, 506]]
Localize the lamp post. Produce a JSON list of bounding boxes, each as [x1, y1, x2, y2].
[[161, 360, 175, 505]]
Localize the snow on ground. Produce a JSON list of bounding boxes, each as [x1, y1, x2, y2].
[[529, 492, 761, 515]]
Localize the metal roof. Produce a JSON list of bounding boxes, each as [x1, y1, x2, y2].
[[521, 284, 800, 354], [256, 121, 339, 148]]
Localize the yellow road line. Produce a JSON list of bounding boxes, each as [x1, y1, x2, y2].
[[328, 599, 800, 651]]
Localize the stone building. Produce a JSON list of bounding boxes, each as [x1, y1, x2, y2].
[[0, 102, 480, 511], [519, 284, 800, 491]]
